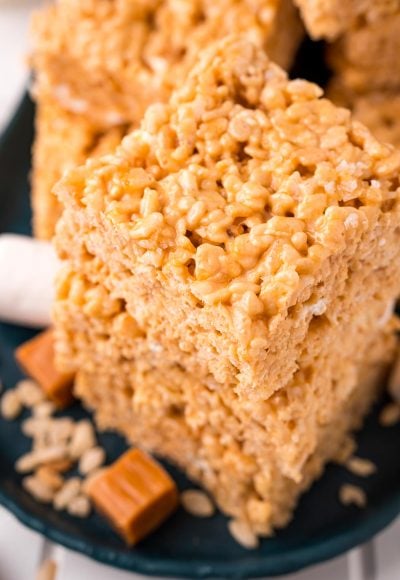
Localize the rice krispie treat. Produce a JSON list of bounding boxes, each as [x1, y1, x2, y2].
[[32, 99, 128, 239], [31, 0, 302, 240], [54, 258, 397, 534], [55, 37, 400, 399], [328, 11, 400, 93], [55, 203, 400, 484], [31, 0, 302, 129], [294, 0, 399, 40], [54, 37, 400, 534]]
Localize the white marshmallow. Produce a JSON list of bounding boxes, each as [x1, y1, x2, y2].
[[0, 234, 58, 328]]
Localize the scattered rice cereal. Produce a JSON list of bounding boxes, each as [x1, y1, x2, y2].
[[16, 445, 68, 474], [66, 494, 91, 518], [0, 389, 22, 420], [23, 475, 55, 504], [228, 519, 259, 550], [345, 457, 376, 477], [53, 477, 81, 511], [69, 420, 96, 459], [379, 403, 400, 427], [339, 484, 367, 508], [36, 465, 64, 492], [33, 401, 56, 418], [181, 489, 215, 518], [78, 446, 106, 476], [16, 379, 45, 407]]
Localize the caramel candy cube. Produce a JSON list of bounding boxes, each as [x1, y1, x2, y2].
[[86, 448, 179, 545], [15, 329, 74, 408]]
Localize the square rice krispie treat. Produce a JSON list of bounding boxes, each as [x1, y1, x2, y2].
[[31, 0, 303, 239], [54, 37, 400, 533], [294, 0, 399, 40], [55, 36, 400, 401], [54, 255, 397, 534], [32, 98, 129, 239], [328, 11, 400, 93]]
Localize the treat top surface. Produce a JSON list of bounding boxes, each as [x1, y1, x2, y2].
[[56, 37, 400, 319]]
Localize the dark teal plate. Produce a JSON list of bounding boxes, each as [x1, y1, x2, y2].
[[0, 92, 399, 579]]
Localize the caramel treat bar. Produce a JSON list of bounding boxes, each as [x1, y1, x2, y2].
[[294, 0, 399, 40], [86, 448, 179, 545], [55, 258, 397, 534], [54, 37, 400, 534], [30, 0, 303, 240], [16, 329, 74, 408], [329, 11, 400, 93], [55, 37, 400, 401]]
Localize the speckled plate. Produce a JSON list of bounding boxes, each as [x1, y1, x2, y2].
[[0, 91, 399, 579]]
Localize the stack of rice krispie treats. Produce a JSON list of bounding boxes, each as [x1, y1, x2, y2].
[[30, 0, 302, 240], [294, 0, 400, 148], [52, 37, 400, 535]]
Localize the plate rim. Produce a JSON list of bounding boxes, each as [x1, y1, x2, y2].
[[0, 486, 399, 578], [0, 92, 399, 579]]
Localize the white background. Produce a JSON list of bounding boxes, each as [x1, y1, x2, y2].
[[0, 1, 399, 578]]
